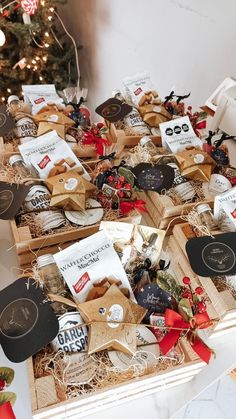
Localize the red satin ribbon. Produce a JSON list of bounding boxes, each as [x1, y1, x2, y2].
[[82, 133, 111, 156], [119, 200, 147, 215], [159, 308, 212, 363], [0, 402, 16, 419], [195, 120, 206, 137]]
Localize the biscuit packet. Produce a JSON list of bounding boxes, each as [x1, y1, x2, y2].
[[22, 84, 64, 115], [19, 130, 90, 180], [53, 230, 134, 303], [123, 72, 159, 107]]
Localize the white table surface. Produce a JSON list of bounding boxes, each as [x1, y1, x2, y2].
[[0, 215, 236, 419]]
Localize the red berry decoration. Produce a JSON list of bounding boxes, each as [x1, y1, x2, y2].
[[115, 182, 122, 189], [124, 183, 132, 190], [195, 287, 204, 295], [97, 122, 104, 129], [0, 379, 6, 391], [118, 176, 125, 183], [197, 301, 207, 313], [181, 290, 190, 298], [108, 175, 114, 182], [183, 276, 191, 285], [118, 191, 124, 198]]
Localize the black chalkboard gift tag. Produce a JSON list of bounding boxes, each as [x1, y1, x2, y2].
[[0, 278, 59, 362], [186, 232, 236, 277], [0, 105, 15, 136], [134, 284, 174, 317], [95, 98, 132, 123], [0, 181, 30, 220], [131, 163, 175, 191]]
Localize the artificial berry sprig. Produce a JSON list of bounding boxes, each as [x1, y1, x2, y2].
[[182, 277, 207, 315]]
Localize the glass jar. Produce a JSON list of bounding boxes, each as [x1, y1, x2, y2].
[[9, 154, 35, 179], [196, 204, 217, 231], [37, 254, 67, 314], [7, 95, 23, 116], [139, 136, 158, 156]]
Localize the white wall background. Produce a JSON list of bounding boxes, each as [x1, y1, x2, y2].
[[63, 0, 236, 112]]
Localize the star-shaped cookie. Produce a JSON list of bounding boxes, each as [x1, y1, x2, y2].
[[45, 170, 97, 211], [78, 284, 147, 355]]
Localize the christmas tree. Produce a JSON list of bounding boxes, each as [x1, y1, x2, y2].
[[0, 0, 79, 101]]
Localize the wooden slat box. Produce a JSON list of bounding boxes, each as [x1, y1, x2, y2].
[[10, 212, 142, 268], [106, 122, 162, 147], [147, 191, 214, 220], [27, 337, 205, 419], [0, 136, 106, 160], [172, 223, 236, 337], [137, 192, 182, 233]]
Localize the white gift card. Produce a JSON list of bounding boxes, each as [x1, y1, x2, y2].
[[54, 230, 134, 303], [160, 116, 202, 153]]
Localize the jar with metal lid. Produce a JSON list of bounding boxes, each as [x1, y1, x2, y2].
[[37, 254, 67, 314], [196, 203, 217, 231], [7, 95, 23, 116], [9, 154, 36, 179], [112, 89, 151, 136], [139, 136, 158, 156]]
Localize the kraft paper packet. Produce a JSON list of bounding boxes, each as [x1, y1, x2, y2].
[[175, 148, 216, 182], [19, 130, 90, 180], [99, 222, 165, 266], [53, 230, 134, 303]]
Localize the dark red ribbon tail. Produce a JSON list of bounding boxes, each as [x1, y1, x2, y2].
[[191, 337, 212, 364], [159, 330, 181, 355], [0, 402, 16, 419]]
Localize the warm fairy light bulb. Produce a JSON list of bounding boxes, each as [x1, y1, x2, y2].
[[7, 88, 11, 93], [41, 0, 46, 5], [44, 43, 50, 48], [48, 15, 52, 21], [27, 64, 31, 69], [49, 7, 54, 12], [1, 97, 5, 102], [32, 59, 36, 64], [36, 56, 40, 61], [39, 76, 43, 81], [0, 29, 6, 47], [42, 56, 47, 62], [45, 32, 49, 37]]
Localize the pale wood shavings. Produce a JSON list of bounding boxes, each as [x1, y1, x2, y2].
[[33, 347, 184, 403]]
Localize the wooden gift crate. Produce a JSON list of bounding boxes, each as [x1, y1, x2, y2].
[[27, 337, 205, 419], [0, 136, 105, 160], [137, 192, 182, 233], [10, 212, 142, 268], [106, 122, 162, 147], [171, 223, 236, 337], [147, 191, 213, 222]]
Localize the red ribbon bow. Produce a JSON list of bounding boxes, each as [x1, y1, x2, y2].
[[82, 132, 111, 156], [159, 309, 212, 363], [119, 200, 147, 215], [0, 402, 16, 419]]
